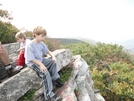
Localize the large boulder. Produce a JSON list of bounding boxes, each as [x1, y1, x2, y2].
[[56, 55, 105, 101], [0, 49, 72, 101]]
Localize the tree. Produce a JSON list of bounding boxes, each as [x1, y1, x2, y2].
[[0, 6, 13, 24], [0, 20, 18, 44], [0, 5, 18, 44]]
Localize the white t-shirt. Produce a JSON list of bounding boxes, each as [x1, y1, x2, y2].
[[20, 39, 31, 52], [25, 41, 49, 67]]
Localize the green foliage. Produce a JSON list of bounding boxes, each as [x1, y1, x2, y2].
[[24, 31, 33, 38], [18, 89, 36, 101], [53, 38, 86, 45], [59, 66, 72, 83], [0, 8, 18, 44], [0, 9, 13, 20], [44, 37, 61, 51], [0, 9, 9, 18], [64, 42, 134, 101], [0, 20, 19, 44]]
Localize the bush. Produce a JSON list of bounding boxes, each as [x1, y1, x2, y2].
[[64, 42, 134, 101], [44, 37, 61, 51], [0, 20, 19, 44]]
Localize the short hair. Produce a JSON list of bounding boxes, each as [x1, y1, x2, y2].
[[15, 31, 26, 39], [33, 26, 47, 37]]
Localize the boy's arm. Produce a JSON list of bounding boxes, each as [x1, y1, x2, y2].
[[47, 51, 56, 63], [17, 46, 25, 52], [32, 59, 47, 72], [17, 39, 31, 52]]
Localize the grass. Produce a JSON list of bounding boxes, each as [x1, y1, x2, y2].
[[18, 89, 36, 101], [59, 66, 72, 83]]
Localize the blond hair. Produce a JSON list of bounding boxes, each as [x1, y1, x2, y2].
[[15, 31, 26, 39], [33, 26, 47, 37]]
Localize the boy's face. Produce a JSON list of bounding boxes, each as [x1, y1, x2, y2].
[[35, 34, 45, 42], [17, 38, 25, 43]]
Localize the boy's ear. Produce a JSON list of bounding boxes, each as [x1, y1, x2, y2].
[[33, 34, 36, 37]]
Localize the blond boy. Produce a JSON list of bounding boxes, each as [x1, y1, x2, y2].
[[15, 31, 31, 70], [25, 26, 63, 101]]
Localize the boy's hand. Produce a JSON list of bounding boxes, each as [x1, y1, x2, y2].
[[52, 56, 56, 63], [40, 64, 47, 73], [16, 49, 20, 52]]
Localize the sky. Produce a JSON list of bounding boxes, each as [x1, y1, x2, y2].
[[1, 0, 134, 43]]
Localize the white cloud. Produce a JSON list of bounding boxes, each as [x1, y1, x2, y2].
[[1, 0, 134, 43]]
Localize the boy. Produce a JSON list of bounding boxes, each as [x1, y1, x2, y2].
[[15, 31, 31, 70], [25, 26, 63, 101], [0, 42, 20, 83]]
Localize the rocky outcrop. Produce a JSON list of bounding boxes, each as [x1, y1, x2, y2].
[[0, 49, 72, 101], [0, 42, 105, 101], [56, 55, 105, 101]]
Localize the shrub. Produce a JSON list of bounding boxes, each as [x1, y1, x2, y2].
[[44, 37, 61, 51], [0, 21, 18, 44], [64, 42, 134, 101]]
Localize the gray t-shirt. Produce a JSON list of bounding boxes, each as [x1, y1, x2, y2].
[[25, 41, 49, 67]]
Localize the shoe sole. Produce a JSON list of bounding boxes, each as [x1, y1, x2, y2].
[[8, 70, 20, 77]]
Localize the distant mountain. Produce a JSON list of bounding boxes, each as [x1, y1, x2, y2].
[[59, 37, 97, 45], [117, 39, 134, 53], [75, 37, 97, 45], [50, 38, 86, 45]]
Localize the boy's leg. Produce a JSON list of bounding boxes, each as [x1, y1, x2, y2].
[[15, 52, 25, 70], [17, 52, 25, 66], [42, 58, 60, 80], [0, 47, 20, 78], [42, 58, 63, 87], [32, 64, 55, 100], [0, 48, 10, 66]]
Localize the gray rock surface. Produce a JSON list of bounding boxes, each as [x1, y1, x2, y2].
[[0, 49, 72, 101], [4, 42, 20, 55], [56, 55, 105, 101], [0, 68, 41, 101]]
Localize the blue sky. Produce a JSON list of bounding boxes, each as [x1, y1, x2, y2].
[[1, 0, 134, 43]]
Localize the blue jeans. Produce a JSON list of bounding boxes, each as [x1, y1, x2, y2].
[[31, 58, 60, 100]]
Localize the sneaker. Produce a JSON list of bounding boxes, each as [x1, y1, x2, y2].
[[7, 67, 20, 77], [15, 66, 23, 70], [51, 95, 62, 101], [53, 78, 64, 87]]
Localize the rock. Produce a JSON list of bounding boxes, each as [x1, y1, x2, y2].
[[0, 68, 41, 101], [56, 79, 77, 101], [57, 55, 105, 101], [52, 49, 72, 71], [4, 42, 20, 55], [0, 49, 72, 101], [0, 62, 8, 80], [95, 93, 105, 101], [32, 87, 44, 101]]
